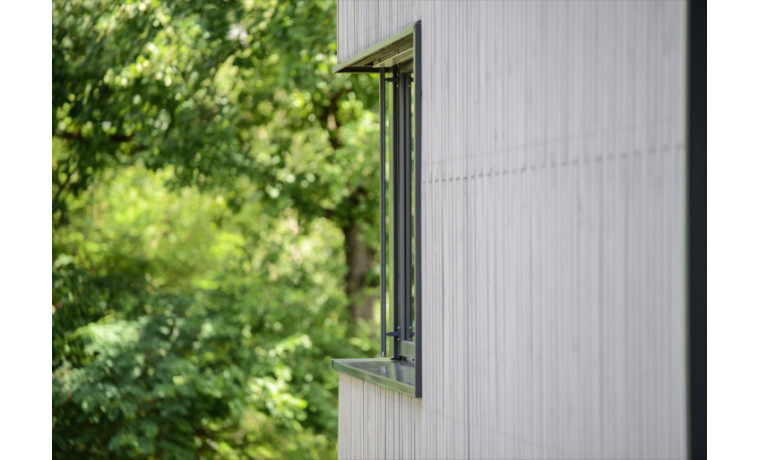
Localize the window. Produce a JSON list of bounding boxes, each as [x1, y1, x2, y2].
[[381, 64, 417, 362], [332, 23, 422, 397]]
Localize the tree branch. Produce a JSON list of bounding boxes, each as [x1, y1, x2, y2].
[[53, 131, 135, 143], [319, 88, 348, 151], [53, 159, 79, 211]]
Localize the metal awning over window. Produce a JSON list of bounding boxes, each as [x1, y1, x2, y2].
[[333, 24, 415, 74]]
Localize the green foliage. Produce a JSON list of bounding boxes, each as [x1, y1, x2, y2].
[[53, 0, 380, 458], [53, 165, 374, 458], [53, 0, 380, 229]]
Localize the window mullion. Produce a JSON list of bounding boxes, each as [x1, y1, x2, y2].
[[397, 67, 407, 350], [402, 72, 413, 344], [380, 68, 387, 358], [391, 65, 402, 359]]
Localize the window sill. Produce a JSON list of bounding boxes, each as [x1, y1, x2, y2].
[[332, 358, 416, 397]]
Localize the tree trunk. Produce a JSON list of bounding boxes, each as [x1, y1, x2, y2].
[[342, 221, 375, 323]]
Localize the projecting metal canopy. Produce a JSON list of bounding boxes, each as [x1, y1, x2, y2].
[[333, 24, 415, 74]]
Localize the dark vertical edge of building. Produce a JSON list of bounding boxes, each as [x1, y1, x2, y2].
[[414, 21, 422, 398], [687, 0, 706, 458]]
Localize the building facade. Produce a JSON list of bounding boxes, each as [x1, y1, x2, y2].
[[333, 1, 700, 459]]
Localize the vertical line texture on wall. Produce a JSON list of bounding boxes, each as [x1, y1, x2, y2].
[[336, 2, 688, 459]]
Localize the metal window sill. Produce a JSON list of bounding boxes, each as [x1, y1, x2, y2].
[[332, 358, 416, 397]]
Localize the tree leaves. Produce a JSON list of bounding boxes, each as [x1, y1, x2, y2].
[[53, 1, 381, 457]]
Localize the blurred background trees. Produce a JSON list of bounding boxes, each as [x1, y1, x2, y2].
[[52, 0, 380, 457]]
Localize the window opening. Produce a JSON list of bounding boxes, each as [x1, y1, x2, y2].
[[333, 22, 421, 398], [381, 64, 416, 362]]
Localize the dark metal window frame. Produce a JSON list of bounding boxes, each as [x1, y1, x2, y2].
[[382, 65, 416, 363], [332, 22, 422, 398]]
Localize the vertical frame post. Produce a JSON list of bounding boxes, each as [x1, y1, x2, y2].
[[391, 64, 401, 360], [380, 68, 387, 357], [397, 69, 410, 349], [413, 21, 422, 398], [402, 71, 412, 343]]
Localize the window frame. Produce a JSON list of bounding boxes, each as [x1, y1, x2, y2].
[[383, 65, 416, 362], [332, 22, 422, 398]]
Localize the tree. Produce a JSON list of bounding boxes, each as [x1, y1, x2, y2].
[[53, 0, 381, 323], [53, 0, 380, 457], [53, 163, 370, 457]]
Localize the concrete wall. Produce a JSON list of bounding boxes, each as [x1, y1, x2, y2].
[[336, 1, 688, 458]]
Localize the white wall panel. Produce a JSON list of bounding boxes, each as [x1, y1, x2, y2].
[[337, 1, 687, 459]]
